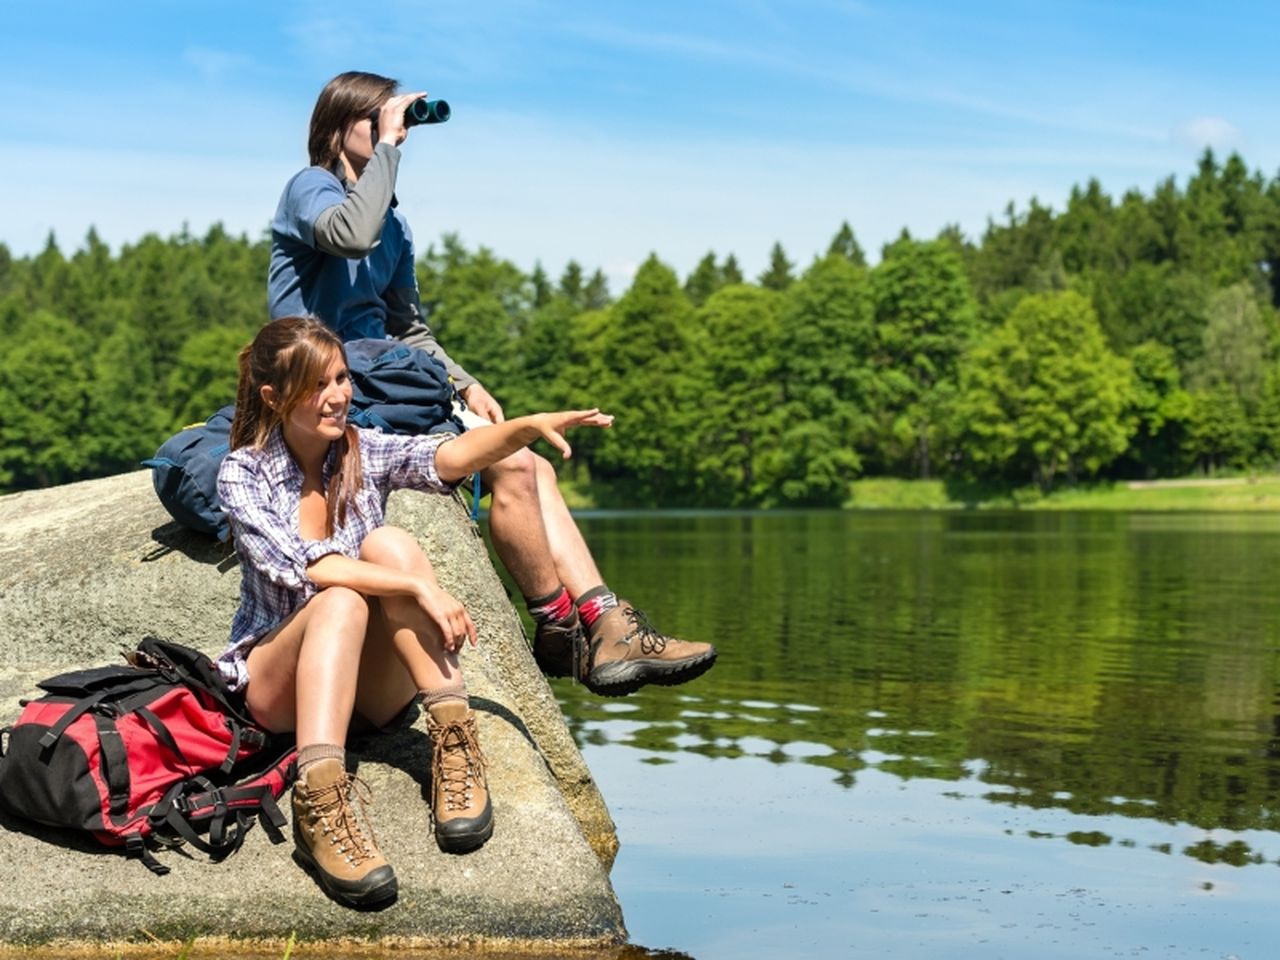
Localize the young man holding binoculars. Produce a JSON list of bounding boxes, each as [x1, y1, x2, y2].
[[267, 71, 717, 702]]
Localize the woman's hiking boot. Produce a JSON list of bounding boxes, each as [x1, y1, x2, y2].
[[291, 758, 397, 908], [582, 602, 718, 697], [426, 701, 493, 854], [532, 609, 586, 678]]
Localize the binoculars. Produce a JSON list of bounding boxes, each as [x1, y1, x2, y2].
[[405, 98, 450, 126], [370, 98, 451, 129]]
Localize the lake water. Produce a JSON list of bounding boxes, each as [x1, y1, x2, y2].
[[543, 510, 1280, 959]]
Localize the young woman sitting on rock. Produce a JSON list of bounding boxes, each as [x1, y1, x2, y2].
[[216, 315, 612, 908]]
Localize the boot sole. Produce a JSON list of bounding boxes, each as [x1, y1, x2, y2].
[[436, 798, 495, 854], [585, 648, 718, 697], [292, 844, 399, 908]]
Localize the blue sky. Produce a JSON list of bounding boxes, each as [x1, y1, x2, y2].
[[3, 1, 1278, 292]]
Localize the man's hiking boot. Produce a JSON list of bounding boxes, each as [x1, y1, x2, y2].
[[291, 758, 397, 908], [532, 609, 586, 678], [582, 602, 718, 697], [427, 701, 493, 854]]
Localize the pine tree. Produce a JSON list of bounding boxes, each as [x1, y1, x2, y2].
[[758, 242, 795, 291], [531, 262, 553, 308], [583, 269, 611, 310], [558, 260, 585, 306], [684, 252, 721, 307], [826, 221, 867, 267]]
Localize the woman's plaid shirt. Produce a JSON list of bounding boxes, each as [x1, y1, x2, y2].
[[215, 425, 456, 689]]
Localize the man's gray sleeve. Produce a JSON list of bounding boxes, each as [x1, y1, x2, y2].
[[385, 287, 479, 391], [311, 143, 400, 258]]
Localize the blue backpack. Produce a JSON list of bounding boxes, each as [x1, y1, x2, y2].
[[344, 339, 463, 437], [142, 406, 235, 540], [144, 341, 464, 539]]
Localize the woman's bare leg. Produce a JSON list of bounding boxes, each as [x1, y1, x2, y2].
[[356, 525, 491, 852], [243, 585, 370, 746], [353, 525, 463, 728], [247, 587, 396, 905]]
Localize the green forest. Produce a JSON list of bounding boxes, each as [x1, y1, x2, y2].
[[3, 149, 1280, 506]]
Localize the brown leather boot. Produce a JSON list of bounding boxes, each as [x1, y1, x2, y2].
[[426, 701, 493, 854], [291, 758, 397, 907], [532, 608, 586, 678], [582, 602, 717, 697]]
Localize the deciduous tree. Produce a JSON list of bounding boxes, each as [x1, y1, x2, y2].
[[950, 291, 1135, 490]]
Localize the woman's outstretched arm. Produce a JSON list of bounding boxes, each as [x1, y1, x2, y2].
[[434, 409, 613, 484]]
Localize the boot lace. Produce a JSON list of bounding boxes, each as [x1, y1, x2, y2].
[[624, 606, 668, 656], [309, 773, 379, 866], [431, 715, 489, 813]]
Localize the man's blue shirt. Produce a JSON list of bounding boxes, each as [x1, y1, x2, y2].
[[267, 165, 416, 341]]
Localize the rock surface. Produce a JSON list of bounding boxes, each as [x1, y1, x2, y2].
[[0, 470, 623, 949]]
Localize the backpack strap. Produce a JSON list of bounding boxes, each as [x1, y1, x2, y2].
[[124, 835, 169, 876], [134, 706, 192, 772], [93, 714, 132, 819], [155, 781, 253, 861], [37, 689, 112, 751], [177, 753, 292, 830], [135, 703, 247, 781], [149, 747, 295, 861], [255, 795, 287, 844], [220, 720, 243, 775], [35, 672, 166, 752]]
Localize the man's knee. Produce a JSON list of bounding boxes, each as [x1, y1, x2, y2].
[[484, 447, 538, 497], [531, 451, 557, 483]]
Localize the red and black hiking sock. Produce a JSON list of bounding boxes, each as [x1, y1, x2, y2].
[[526, 585, 574, 626], [576, 585, 619, 630]]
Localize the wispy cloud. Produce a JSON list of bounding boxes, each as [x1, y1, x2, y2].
[[183, 47, 255, 83], [284, 16, 377, 62], [1172, 116, 1243, 152], [561, 20, 779, 67], [560, 17, 1170, 147]]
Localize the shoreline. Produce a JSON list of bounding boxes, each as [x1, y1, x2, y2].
[[844, 474, 1280, 512], [552, 473, 1280, 513]]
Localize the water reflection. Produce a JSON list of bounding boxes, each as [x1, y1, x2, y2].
[[548, 511, 1280, 870]]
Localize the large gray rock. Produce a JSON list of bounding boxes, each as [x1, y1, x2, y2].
[[0, 470, 623, 949]]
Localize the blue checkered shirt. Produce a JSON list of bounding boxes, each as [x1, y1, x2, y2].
[[216, 425, 455, 690]]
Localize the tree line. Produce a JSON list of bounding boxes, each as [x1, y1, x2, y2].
[[2, 149, 1279, 506]]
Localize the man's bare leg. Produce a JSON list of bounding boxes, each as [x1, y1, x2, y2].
[[481, 445, 718, 695], [532, 452, 603, 597], [480, 447, 561, 599]]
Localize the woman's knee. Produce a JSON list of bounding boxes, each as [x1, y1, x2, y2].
[[359, 525, 430, 572], [309, 584, 370, 629]]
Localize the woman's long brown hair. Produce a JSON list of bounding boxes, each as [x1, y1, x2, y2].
[[308, 71, 398, 171], [231, 316, 363, 537]]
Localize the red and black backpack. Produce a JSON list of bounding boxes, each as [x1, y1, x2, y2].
[[0, 637, 296, 874]]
